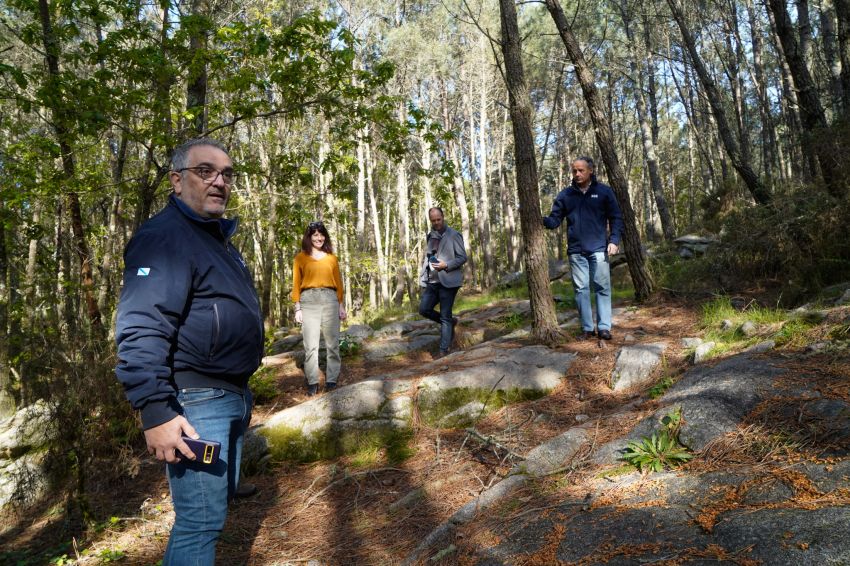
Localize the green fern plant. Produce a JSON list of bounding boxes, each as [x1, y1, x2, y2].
[[621, 408, 692, 473]]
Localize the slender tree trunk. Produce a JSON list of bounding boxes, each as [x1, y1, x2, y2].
[[768, 0, 844, 196], [440, 80, 475, 284], [0, 211, 14, 417], [833, 0, 850, 112], [766, 1, 810, 179], [820, 0, 845, 116], [136, 2, 173, 227], [723, 3, 752, 172], [464, 74, 479, 288], [499, 0, 562, 344], [186, 0, 209, 135], [365, 137, 389, 304], [618, 2, 674, 241], [497, 108, 520, 270], [546, 0, 655, 301], [746, 0, 779, 182], [38, 0, 103, 337], [666, 0, 771, 205], [419, 133, 434, 212], [798, 0, 814, 72], [392, 150, 410, 306], [477, 37, 494, 288], [24, 204, 41, 334]]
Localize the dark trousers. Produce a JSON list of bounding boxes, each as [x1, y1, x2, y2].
[[419, 283, 459, 352]]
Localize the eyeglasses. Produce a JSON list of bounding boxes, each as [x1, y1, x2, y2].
[[308, 221, 325, 229], [177, 166, 238, 185]]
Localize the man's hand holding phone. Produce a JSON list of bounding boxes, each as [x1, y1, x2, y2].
[[144, 415, 200, 463], [428, 255, 445, 271]]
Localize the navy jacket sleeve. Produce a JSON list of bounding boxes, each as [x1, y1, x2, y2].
[[543, 189, 568, 229], [115, 230, 191, 429], [606, 189, 624, 246]]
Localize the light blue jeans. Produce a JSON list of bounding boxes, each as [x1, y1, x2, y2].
[[569, 251, 612, 332], [164, 387, 252, 566]]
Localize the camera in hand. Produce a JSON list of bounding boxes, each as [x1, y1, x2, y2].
[[428, 252, 439, 265]]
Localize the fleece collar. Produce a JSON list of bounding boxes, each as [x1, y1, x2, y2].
[[170, 194, 238, 240]]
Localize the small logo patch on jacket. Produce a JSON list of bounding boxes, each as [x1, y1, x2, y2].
[[591, 194, 599, 198], [137, 267, 151, 276]]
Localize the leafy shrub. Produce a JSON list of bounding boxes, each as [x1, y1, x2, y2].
[[339, 335, 361, 357], [621, 409, 692, 473], [248, 366, 279, 404], [647, 376, 674, 399]]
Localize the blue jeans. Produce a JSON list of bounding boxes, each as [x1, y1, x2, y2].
[[164, 387, 252, 566], [569, 251, 612, 332], [419, 283, 459, 352]]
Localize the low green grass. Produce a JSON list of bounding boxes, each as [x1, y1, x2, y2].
[[494, 311, 528, 331], [696, 296, 819, 360], [365, 304, 414, 330], [701, 296, 786, 327], [262, 423, 414, 464], [454, 285, 528, 312], [830, 322, 850, 340], [417, 386, 548, 427]]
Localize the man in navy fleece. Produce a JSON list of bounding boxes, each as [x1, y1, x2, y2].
[[543, 157, 623, 341], [115, 138, 263, 565]]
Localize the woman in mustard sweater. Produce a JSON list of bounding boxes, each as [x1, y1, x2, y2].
[[292, 221, 347, 396]]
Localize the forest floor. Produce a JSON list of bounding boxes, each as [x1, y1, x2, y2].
[[2, 289, 849, 565]]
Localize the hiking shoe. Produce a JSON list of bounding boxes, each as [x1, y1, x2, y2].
[[580, 330, 596, 340], [306, 383, 319, 396], [325, 381, 337, 392], [433, 350, 449, 360], [234, 482, 258, 498], [598, 329, 613, 340]]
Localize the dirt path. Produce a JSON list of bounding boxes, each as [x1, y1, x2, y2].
[[7, 296, 847, 565]]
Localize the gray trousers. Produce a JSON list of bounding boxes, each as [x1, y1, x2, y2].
[[301, 288, 341, 385]]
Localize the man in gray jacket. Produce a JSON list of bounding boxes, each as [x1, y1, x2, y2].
[[418, 207, 467, 358]]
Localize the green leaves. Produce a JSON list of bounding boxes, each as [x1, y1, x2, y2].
[[622, 430, 693, 473], [621, 408, 693, 473]]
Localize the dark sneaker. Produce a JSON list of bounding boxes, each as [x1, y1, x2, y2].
[[598, 329, 613, 340], [433, 350, 449, 360], [580, 330, 596, 340], [325, 382, 337, 392], [306, 383, 319, 396], [235, 482, 258, 498]]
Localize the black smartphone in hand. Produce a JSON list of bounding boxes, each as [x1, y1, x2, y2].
[[181, 436, 221, 465]]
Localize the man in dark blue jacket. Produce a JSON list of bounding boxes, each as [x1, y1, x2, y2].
[[115, 138, 263, 565], [543, 157, 624, 341]]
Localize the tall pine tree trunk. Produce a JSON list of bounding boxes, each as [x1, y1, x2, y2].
[[498, 0, 562, 344]]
